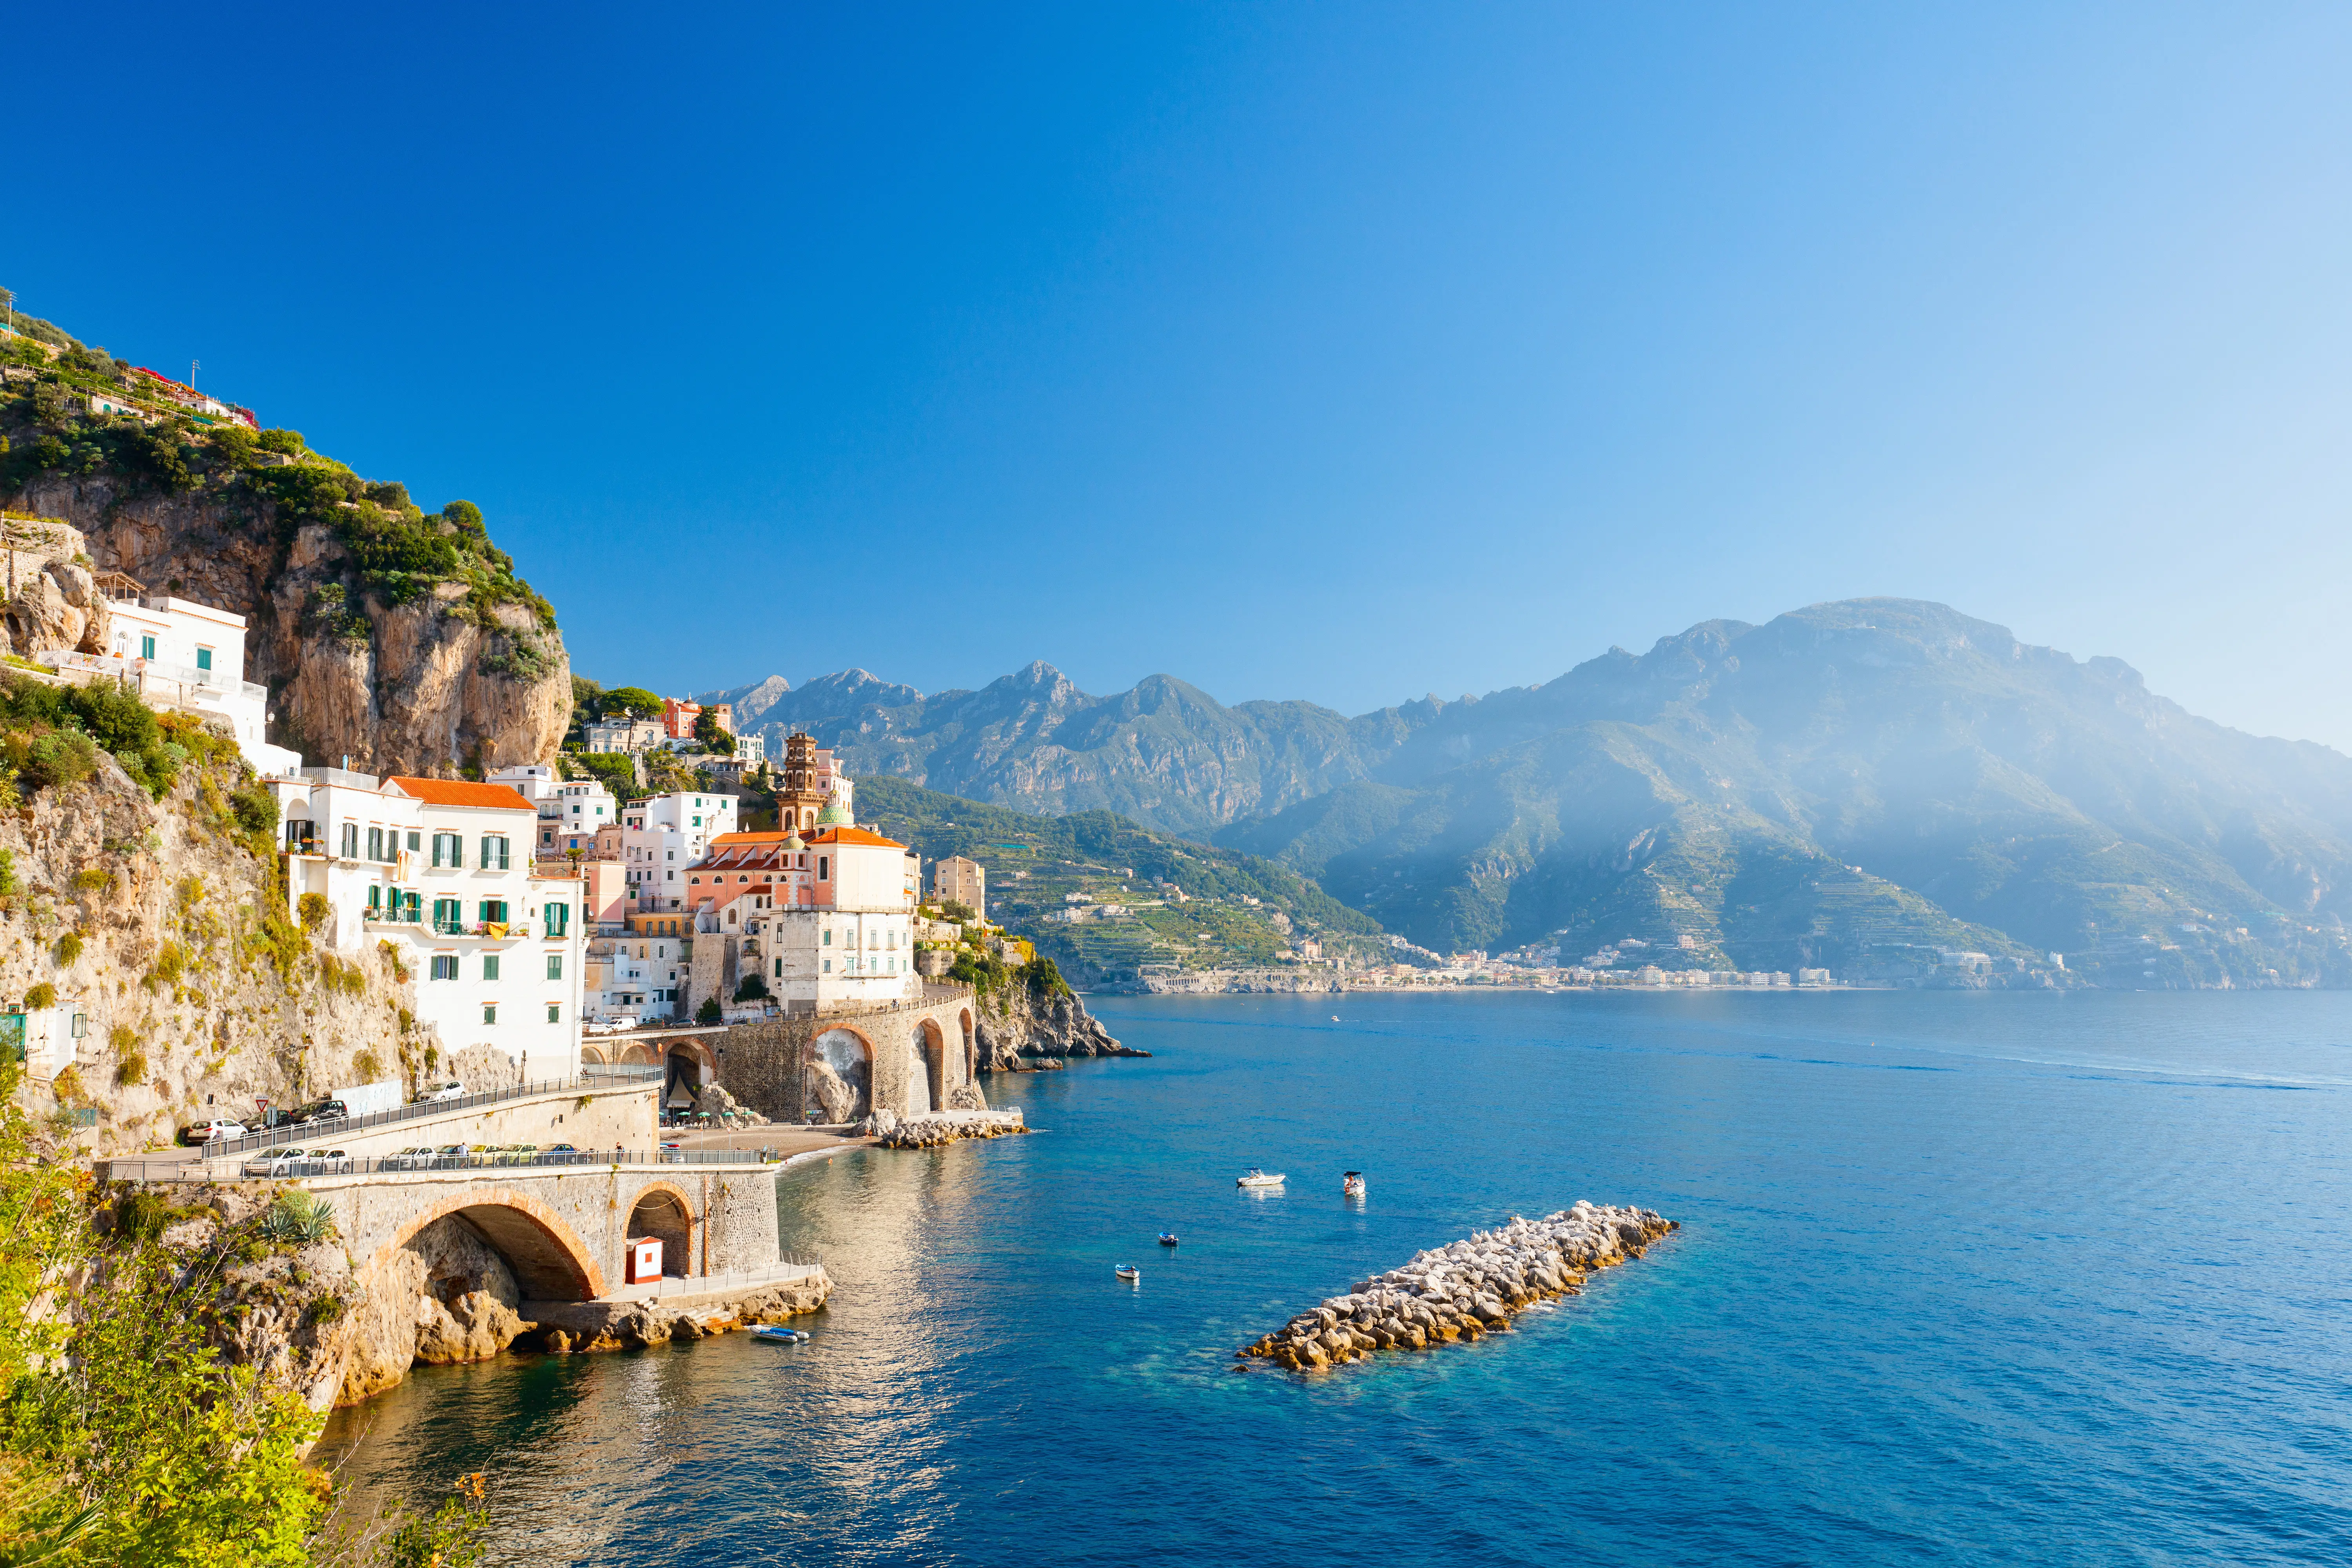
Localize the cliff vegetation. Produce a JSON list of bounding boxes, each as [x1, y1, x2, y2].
[[0, 301, 569, 777]]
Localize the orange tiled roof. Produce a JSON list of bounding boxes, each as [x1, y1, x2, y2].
[[390, 777, 535, 811], [807, 826, 904, 849]]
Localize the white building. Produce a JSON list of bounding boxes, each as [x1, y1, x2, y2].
[[269, 770, 587, 1079], [45, 593, 301, 777], [622, 789, 737, 914], [585, 928, 688, 1022], [585, 717, 664, 754], [489, 767, 618, 858], [697, 813, 920, 1014]]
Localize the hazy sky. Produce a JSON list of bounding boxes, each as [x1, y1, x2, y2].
[[18, 5, 2352, 745]]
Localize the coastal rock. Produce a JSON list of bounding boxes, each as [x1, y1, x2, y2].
[[525, 1267, 833, 1352], [974, 987, 1147, 1072], [1236, 1203, 1676, 1370]]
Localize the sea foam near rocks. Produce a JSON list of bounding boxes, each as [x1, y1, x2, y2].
[[1237, 1202, 1675, 1369]]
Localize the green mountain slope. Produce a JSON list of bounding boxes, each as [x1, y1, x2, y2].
[[856, 777, 1381, 983]]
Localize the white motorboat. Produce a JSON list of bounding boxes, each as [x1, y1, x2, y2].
[[1343, 1171, 1367, 1198], [1236, 1168, 1286, 1189], [1115, 1265, 1140, 1282]]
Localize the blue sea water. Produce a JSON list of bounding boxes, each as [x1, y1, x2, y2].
[[321, 991, 2352, 1565]]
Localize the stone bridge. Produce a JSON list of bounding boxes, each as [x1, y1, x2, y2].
[[301, 1158, 782, 1303], [640, 984, 990, 1125]]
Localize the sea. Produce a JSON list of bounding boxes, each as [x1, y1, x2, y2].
[[320, 990, 2352, 1565]]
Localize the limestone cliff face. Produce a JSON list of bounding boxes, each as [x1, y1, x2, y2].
[[5, 473, 569, 776], [974, 986, 1143, 1072], [0, 731, 417, 1153]]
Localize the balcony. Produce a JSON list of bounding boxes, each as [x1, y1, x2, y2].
[[36, 649, 265, 705]]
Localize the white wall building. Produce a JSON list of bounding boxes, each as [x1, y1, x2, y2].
[[45, 593, 301, 777], [585, 717, 664, 753], [491, 768, 617, 858], [622, 789, 737, 914], [269, 770, 587, 1080], [585, 929, 687, 1021]]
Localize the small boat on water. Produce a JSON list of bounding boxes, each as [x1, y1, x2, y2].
[[1236, 1168, 1285, 1189], [751, 1325, 809, 1343], [1115, 1265, 1141, 1282], [1343, 1171, 1367, 1198], [1158, 1233, 1180, 1247]]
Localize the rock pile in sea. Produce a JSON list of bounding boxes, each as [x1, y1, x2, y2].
[[1237, 1203, 1675, 1370], [873, 1111, 1030, 1150]]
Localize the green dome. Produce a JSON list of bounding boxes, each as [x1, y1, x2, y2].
[[816, 799, 853, 827]]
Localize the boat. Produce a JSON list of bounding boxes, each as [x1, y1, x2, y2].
[[1343, 1171, 1367, 1198], [750, 1325, 809, 1343], [1158, 1233, 1179, 1247], [1115, 1265, 1140, 1282], [1236, 1168, 1285, 1189]]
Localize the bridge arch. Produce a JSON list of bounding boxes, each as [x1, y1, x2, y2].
[[625, 1180, 698, 1278], [917, 1018, 946, 1113], [806, 1027, 872, 1122], [378, 1188, 607, 1301]]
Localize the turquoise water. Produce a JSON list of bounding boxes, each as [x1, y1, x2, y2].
[[323, 991, 2352, 1564]]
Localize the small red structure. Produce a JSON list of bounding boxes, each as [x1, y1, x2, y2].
[[625, 1237, 663, 1284]]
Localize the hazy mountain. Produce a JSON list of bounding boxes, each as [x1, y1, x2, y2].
[[704, 599, 2352, 986]]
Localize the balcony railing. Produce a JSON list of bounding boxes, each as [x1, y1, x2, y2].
[[36, 649, 265, 704]]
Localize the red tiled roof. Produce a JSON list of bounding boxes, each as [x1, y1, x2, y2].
[[390, 777, 535, 811], [807, 826, 904, 849]]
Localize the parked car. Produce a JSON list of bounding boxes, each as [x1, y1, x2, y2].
[[288, 1099, 348, 1127], [178, 1119, 247, 1146], [383, 1145, 436, 1170], [545, 1143, 578, 1154], [243, 1148, 305, 1176], [434, 1143, 468, 1160], [413, 1082, 467, 1104]]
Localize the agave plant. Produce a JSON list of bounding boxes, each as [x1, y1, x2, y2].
[[257, 1191, 338, 1246]]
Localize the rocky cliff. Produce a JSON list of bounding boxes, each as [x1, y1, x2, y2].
[[0, 697, 417, 1153], [973, 984, 1144, 1072], [5, 472, 569, 777], [0, 327, 570, 778]]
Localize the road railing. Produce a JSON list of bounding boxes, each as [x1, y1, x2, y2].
[[203, 1064, 665, 1159]]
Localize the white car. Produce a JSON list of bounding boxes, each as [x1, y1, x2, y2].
[[414, 1082, 467, 1104], [180, 1119, 247, 1146]]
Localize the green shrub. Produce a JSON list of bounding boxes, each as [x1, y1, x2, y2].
[[353, 1049, 382, 1083], [69, 868, 112, 895], [20, 730, 95, 791], [228, 782, 276, 835], [296, 893, 328, 931], [696, 997, 722, 1024], [254, 426, 303, 454], [52, 931, 80, 965], [150, 940, 187, 985], [108, 1023, 136, 1054], [257, 1191, 337, 1246], [22, 982, 54, 1009], [113, 1051, 145, 1086], [733, 975, 769, 1002]]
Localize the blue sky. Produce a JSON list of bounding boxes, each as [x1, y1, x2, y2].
[[17, 5, 2352, 745]]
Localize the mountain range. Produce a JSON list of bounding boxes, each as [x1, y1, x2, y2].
[[694, 599, 2352, 988]]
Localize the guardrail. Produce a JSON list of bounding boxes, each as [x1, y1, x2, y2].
[[97, 1145, 789, 1183], [204, 1064, 664, 1158]]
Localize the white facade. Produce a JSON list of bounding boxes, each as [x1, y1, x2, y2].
[[585, 930, 687, 1020], [622, 790, 737, 914], [269, 769, 587, 1079], [585, 717, 664, 753], [54, 594, 301, 777]]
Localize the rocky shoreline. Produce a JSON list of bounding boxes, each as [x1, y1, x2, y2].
[[1237, 1203, 1676, 1370], [529, 1270, 831, 1355]]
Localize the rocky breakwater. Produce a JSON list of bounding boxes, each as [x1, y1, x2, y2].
[[865, 1107, 1030, 1149], [1238, 1203, 1676, 1370]]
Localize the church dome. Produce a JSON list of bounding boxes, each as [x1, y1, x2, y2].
[[815, 799, 853, 827]]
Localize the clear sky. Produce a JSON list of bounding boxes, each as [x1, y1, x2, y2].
[[16, 5, 2352, 746]]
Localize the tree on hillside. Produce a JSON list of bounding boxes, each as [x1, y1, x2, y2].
[[693, 710, 735, 755], [601, 686, 662, 719]]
